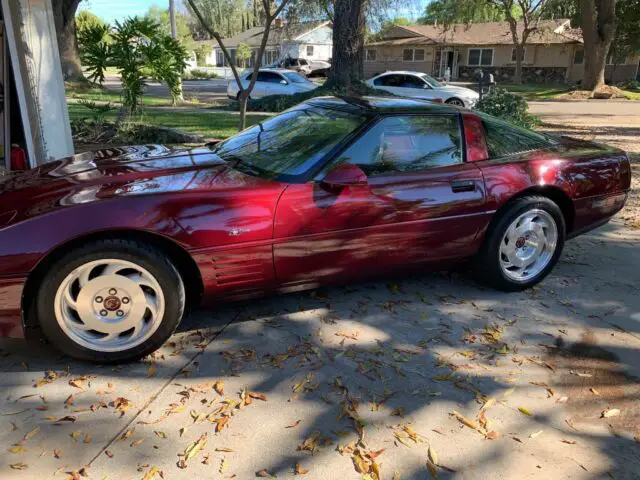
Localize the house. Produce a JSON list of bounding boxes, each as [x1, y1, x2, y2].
[[192, 20, 333, 76], [365, 19, 640, 84]]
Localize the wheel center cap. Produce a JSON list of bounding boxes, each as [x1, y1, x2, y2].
[[515, 237, 526, 249], [104, 296, 122, 312]]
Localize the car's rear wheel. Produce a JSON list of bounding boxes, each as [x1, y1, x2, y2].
[[474, 196, 565, 291], [36, 239, 185, 363], [445, 98, 465, 107]]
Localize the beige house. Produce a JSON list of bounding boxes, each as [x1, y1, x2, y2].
[[365, 20, 640, 84]]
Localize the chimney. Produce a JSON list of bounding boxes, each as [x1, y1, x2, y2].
[[275, 18, 285, 29]]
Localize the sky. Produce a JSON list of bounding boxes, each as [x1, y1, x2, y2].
[[82, 0, 428, 24]]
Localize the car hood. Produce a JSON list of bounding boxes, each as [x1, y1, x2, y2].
[[0, 144, 284, 219], [439, 85, 479, 98]]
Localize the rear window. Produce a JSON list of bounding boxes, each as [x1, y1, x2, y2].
[[479, 113, 555, 158]]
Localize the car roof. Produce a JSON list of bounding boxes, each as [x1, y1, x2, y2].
[[255, 68, 293, 74], [307, 96, 466, 115], [374, 71, 433, 77]]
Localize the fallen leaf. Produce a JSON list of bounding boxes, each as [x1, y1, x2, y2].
[[427, 459, 438, 478], [215, 447, 234, 452], [119, 429, 135, 441], [178, 433, 207, 468], [105, 450, 114, 458], [83, 434, 92, 444], [9, 444, 26, 454], [71, 431, 82, 442], [130, 438, 144, 447], [142, 466, 160, 480], [249, 392, 267, 401], [529, 430, 543, 439], [54, 448, 63, 458], [213, 380, 224, 396], [9, 462, 28, 470], [451, 411, 480, 431], [590, 388, 600, 396], [601, 408, 620, 418], [285, 419, 301, 429], [485, 431, 500, 440], [561, 439, 577, 444], [298, 431, 321, 453], [22, 426, 39, 442], [518, 407, 533, 417], [256, 469, 273, 477], [294, 462, 309, 475], [481, 398, 496, 411], [147, 365, 157, 377], [154, 431, 167, 439], [428, 445, 439, 465], [390, 407, 405, 417]]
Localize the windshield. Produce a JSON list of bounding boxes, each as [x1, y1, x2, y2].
[[299, 59, 309, 65], [210, 105, 366, 182], [282, 71, 309, 84], [419, 73, 442, 88]]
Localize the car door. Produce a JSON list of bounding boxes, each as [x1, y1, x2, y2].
[[273, 113, 488, 287]]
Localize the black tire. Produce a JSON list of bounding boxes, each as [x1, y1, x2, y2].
[[36, 239, 185, 363], [445, 98, 465, 107], [473, 196, 566, 291]]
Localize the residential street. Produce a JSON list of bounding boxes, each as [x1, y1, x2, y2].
[[1, 110, 639, 479]]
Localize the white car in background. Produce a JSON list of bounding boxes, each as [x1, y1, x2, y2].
[[367, 71, 480, 108], [227, 69, 319, 100]]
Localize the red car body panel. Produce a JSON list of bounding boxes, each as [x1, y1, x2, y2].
[[0, 102, 631, 339]]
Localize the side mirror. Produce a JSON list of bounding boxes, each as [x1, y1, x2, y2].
[[319, 163, 368, 191], [280, 80, 288, 85]]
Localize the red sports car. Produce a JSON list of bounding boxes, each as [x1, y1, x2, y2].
[[0, 97, 630, 362]]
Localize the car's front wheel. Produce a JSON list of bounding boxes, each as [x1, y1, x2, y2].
[[474, 196, 565, 291], [445, 98, 465, 107], [36, 239, 185, 363]]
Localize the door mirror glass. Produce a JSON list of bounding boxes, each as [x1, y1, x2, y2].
[[280, 79, 288, 85], [320, 163, 368, 190]]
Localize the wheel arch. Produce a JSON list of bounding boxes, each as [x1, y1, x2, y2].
[[23, 230, 204, 331], [491, 185, 575, 235]]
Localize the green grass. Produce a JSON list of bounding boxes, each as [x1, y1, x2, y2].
[[503, 83, 640, 101], [501, 84, 572, 100], [68, 103, 270, 140]]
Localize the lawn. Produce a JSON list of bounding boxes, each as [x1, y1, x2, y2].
[[503, 83, 640, 101], [67, 103, 270, 140], [501, 83, 572, 100]]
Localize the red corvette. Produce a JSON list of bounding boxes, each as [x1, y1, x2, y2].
[[0, 97, 630, 362]]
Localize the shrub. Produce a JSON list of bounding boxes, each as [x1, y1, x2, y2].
[[474, 87, 539, 129], [79, 16, 188, 113], [183, 69, 220, 80], [616, 79, 640, 91]]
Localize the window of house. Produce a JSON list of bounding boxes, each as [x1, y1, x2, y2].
[[403, 48, 425, 62], [332, 115, 463, 177], [479, 113, 555, 159], [573, 49, 584, 65], [365, 49, 377, 62], [468, 48, 493, 66], [216, 51, 225, 67], [607, 53, 627, 65], [511, 48, 527, 62], [306, 45, 314, 57]]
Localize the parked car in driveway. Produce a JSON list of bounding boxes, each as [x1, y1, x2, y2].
[[227, 68, 318, 100], [367, 71, 480, 107], [0, 96, 630, 362]]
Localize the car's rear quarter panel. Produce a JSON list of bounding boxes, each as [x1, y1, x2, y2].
[[477, 142, 630, 235]]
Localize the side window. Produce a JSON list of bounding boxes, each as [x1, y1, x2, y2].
[[482, 116, 553, 158], [402, 75, 426, 89], [257, 72, 284, 84], [334, 115, 463, 177]]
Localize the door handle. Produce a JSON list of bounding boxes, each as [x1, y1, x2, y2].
[[450, 180, 476, 193]]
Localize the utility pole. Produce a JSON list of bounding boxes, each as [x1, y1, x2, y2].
[[168, 0, 184, 102], [169, 0, 178, 39]]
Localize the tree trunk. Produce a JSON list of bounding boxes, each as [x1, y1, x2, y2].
[[239, 95, 248, 131], [52, 0, 84, 81], [581, 0, 617, 91], [514, 44, 524, 84], [330, 0, 366, 87]]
